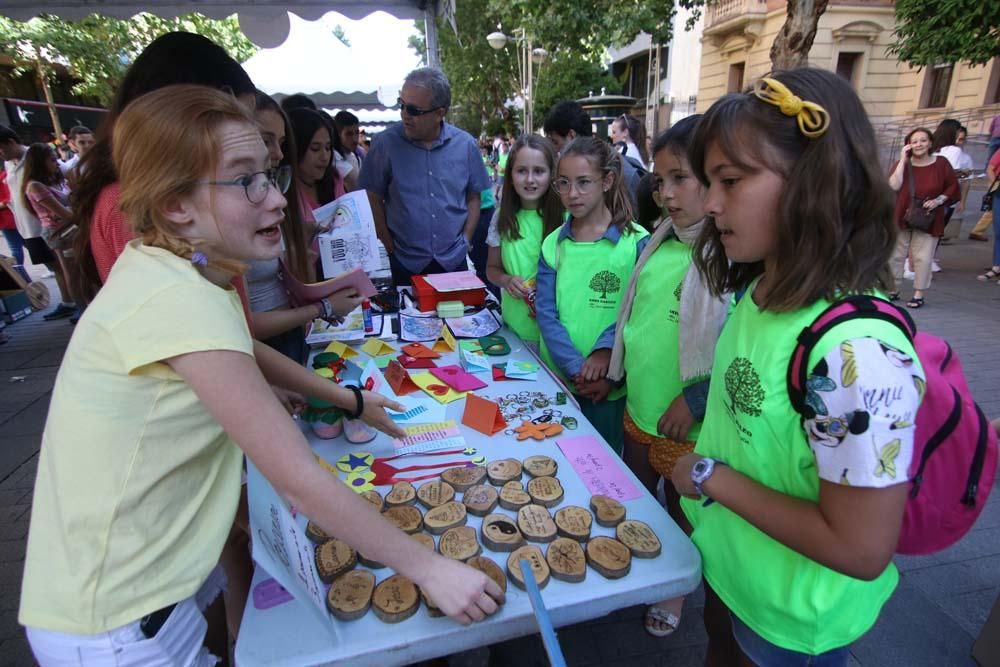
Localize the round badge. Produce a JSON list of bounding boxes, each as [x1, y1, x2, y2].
[[345, 469, 376, 493], [337, 451, 374, 473]]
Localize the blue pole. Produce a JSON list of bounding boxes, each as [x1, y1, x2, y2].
[[518, 559, 567, 667]]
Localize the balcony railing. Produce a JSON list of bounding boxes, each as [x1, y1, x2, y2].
[[705, 0, 769, 30]]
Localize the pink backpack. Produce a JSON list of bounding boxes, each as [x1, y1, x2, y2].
[[787, 295, 997, 555]]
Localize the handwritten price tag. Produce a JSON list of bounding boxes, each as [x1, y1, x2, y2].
[[557, 436, 642, 501]]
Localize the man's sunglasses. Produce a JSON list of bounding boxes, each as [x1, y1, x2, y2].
[[397, 97, 441, 117]]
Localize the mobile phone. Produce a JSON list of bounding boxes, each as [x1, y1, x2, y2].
[[139, 603, 176, 638]]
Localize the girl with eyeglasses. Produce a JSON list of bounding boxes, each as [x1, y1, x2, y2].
[[20, 86, 504, 665], [535, 136, 648, 454]]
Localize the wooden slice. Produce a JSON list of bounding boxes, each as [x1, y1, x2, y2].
[[421, 589, 444, 618], [372, 574, 420, 623], [481, 513, 525, 552], [522, 455, 558, 478], [441, 465, 487, 492], [498, 481, 532, 511], [462, 484, 499, 516], [361, 489, 384, 513], [487, 458, 523, 486], [517, 504, 558, 544], [527, 476, 565, 508], [385, 481, 417, 507], [506, 545, 550, 590], [357, 553, 386, 569], [306, 520, 329, 544], [466, 556, 508, 598], [590, 495, 626, 527], [326, 570, 375, 621], [439, 525, 481, 560], [423, 501, 467, 535], [616, 520, 662, 558], [416, 479, 455, 509], [383, 505, 424, 534], [586, 536, 632, 579], [314, 539, 357, 584], [411, 532, 436, 551], [546, 537, 587, 583], [554, 506, 593, 542]]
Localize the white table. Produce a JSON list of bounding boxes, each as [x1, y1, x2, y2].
[[236, 326, 702, 666]]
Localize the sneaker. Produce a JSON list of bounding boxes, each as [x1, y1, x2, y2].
[[43, 303, 76, 320], [69, 307, 83, 324], [932, 259, 942, 273]]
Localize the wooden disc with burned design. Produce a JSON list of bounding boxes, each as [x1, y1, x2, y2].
[[506, 545, 550, 590], [438, 525, 481, 560], [383, 505, 424, 534], [416, 479, 455, 509], [314, 539, 357, 584], [517, 504, 558, 543], [462, 483, 499, 516], [586, 536, 632, 579], [487, 458, 523, 486], [372, 574, 420, 623], [466, 556, 507, 598], [423, 501, 467, 535], [385, 481, 417, 507], [554, 506, 593, 542], [481, 513, 525, 552], [361, 489, 384, 513], [527, 476, 565, 508], [546, 537, 587, 583], [616, 520, 662, 558], [589, 495, 626, 527], [522, 455, 558, 478], [306, 520, 329, 544], [441, 465, 488, 492], [326, 570, 375, 621], [498, 481, 532, 511]]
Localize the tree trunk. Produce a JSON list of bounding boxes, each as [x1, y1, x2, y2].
[[769, 0, 830, 71]]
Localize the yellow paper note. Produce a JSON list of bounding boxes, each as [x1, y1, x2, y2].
[[324, 341, 358, 359], [361, 338, 396, 357], [409, 371, 468, 404], [432, 326, 457, 353], [314, 367, 335, 379]]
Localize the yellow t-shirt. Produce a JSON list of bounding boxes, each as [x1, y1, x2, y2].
[[19, 241, 253, 634]]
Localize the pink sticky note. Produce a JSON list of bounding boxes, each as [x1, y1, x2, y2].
[[557, 436, 642, 501], [252, 577, 294, 610]]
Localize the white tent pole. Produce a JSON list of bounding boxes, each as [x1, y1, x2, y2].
[[424, 8, 440, 68]]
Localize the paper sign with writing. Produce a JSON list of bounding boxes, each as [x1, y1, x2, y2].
[[556, 436, 642, 501], [392, 420, 466, 453]]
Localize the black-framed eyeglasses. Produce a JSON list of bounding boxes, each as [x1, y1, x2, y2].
[[397, 97, 441, 117], [201, 166, 291, 204]]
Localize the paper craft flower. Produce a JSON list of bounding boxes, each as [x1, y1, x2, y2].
[[337, 452, 374, 473], [345, 469, 376, 493], [513, 420, 564, 441]]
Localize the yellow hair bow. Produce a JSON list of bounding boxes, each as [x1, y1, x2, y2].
[[751, 77, 830, 139]]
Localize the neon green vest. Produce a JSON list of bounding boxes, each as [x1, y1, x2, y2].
[[500, 209, 544, 343], [538, 223, 647, 398], [682, 290, 919, 654], [622, 238, 702, 440]]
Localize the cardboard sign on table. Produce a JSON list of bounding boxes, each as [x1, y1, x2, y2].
[[398, 354, 438, 369], [401, 343, 440, 359], [385, 361, 421, 396], [324, 341, 358, 359], [462, 393, 507, 436], [432, 326, 458, 353], [361, 338, 396, 357], [429, 365, 488, 392]]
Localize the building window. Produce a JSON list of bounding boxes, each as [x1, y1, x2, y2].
[[835, 52, 863, 89], [920, 64, 953, 109], [728, 62, 746, 94], [985, 57, 1000, 106]]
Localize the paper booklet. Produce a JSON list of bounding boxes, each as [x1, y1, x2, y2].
[[314, 190, 385, 279]]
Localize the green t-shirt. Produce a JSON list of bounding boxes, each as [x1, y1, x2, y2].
[[499, 209, 544, 342]]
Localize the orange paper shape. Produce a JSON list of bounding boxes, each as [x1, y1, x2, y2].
[[462, 394, 507, 436], [513, 420, 564, 441], [432, 326, 457, 353], [401, 343, 441, 359], [384, 360, 421, 396]]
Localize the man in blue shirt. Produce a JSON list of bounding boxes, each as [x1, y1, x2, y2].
[[359, 67, 490, 286]]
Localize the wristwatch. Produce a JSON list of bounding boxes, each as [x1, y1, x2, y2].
[[691, 458, 720, 498]]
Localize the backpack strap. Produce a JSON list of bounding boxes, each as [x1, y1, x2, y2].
[[786, 295, 917, 416]]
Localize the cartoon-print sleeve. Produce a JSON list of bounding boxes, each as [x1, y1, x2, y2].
[[801, 337, 925, 488]]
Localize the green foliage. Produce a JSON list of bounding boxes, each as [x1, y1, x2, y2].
[[534, 49, 621, 123], [0, 13, 257, 106], [890, 0, 1000, 67]]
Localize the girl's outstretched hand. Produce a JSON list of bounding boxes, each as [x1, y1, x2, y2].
[[416, 555, 505, 624], [503, 275, 531, 299], [657, 395, 695, 442], [359, 390, 407, 439]]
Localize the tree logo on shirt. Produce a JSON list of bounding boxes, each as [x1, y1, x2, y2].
[[589, 271, 621, 299], [673, 280, 683, 301], [724, 357, 765, 418]]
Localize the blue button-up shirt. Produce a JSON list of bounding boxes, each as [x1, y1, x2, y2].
[[359, 121, 490, 273]]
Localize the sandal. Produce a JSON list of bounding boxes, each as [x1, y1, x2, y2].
[[644, 605, 681, 638], [906, 298, 924, 309], [978, 269, 1000, 282], [887, 292, 900, 302]]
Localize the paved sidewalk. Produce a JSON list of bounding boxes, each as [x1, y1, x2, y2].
[[0, 216, 997, 666]]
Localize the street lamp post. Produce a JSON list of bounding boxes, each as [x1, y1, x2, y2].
[[486, 28, 547, 134]]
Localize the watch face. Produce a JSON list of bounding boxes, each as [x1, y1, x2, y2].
[[693, 460, 708, 476]]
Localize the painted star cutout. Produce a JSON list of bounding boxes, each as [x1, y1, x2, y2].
[[337, 452, 374, 473], [463, 447, 477, 456]]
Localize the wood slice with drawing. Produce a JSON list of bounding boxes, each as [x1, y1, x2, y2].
[[590, 495, 626, 527], [306, 520, 329, 544], [517, 504, 558, 543], [372, 574, 420, 623], [466, 556, 507, 599], [411, 532, 436, 551], [546, 537, 587, 583], [326, 569, 375, 621], [506, 545, 550, 590], [554, 506, 593, 542], [361, 489, 384, 513], [423, 501, 467, 535], [586, 536, 632, 579], [527, 476, 565, 508], [438, 525, 481, 560], [481, 513, 525, 552], [385, 481, 417, 507], [383, 505, 424, 534], [498, 481, 532, 511], [416, 479, 455, 509], [314, 539, 357, 584], [441, 465, 487, 492], [616, 520, 662, 558], [522, 455, 558, 478], [487, 458, 523, 486], [462, 483, 499, 516]]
